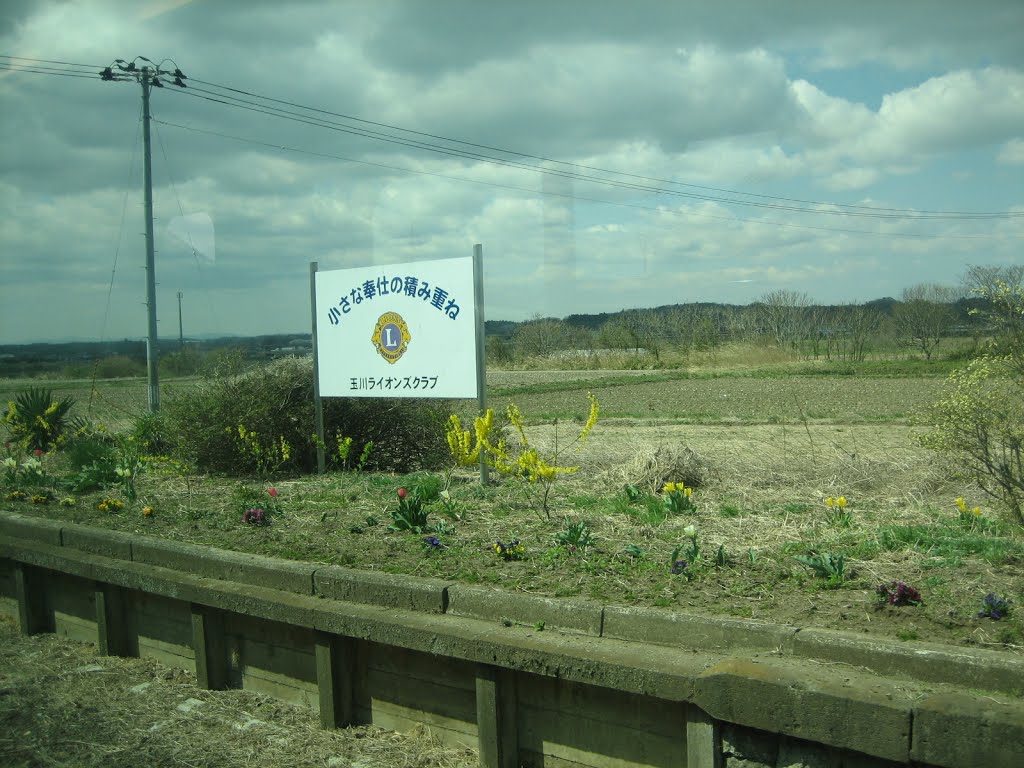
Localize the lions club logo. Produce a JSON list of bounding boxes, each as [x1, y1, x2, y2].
[[372, 312, 411, 364]]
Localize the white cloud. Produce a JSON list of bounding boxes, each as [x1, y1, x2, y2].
[[871, 68, 1024, 157], [824, 168, 881, 192], [997, 138, 1024, 166]]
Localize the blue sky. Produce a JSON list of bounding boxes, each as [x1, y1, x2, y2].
[[1, 0, 1022, 344]]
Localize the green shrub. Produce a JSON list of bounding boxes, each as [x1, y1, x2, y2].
[[920, 356, 1024, 524], [130, 412, 171, 455], [63, 429, 117, 471], [61, 422, 120, 492], [920, 267, 1024, 525], [160, 347, 204, 377], [93, 355, 145, 379], [163, 356, 450, 475]]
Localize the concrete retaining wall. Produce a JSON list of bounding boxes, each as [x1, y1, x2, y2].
[[2, 510, 1021, 768]]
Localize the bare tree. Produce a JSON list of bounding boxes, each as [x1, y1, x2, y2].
[[964, 264, 1024, 377], [755, 289, 814, 350], [892, 283, 958, 360], [844, 303, 883, 362], [597, 316, 639, 352], [512, 316, 576, 360]]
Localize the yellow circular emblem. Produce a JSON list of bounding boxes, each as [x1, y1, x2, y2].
[[372, 312, 411, 364]]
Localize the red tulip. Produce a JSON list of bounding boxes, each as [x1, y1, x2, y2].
[[397, 488, 407, 500], [267, 487, 279, 497]]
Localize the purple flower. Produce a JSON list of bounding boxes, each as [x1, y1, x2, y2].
[[979, 593, 1011, 620], [670, 560, 688, 575], [423, 536, 444, 549]]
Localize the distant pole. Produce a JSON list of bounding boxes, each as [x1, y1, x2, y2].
[[101, 57, 189, 413], [177, 291, 184, 348], [141, 68, 160, 411]]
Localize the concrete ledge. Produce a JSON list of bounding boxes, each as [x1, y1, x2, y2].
[[10, 531, 1024, 766], [447, 585, 603, 636], [313, 604, 708, 703], [131, 537, 315, 595], [0, 511, 63, 546], [603, 605, 796, 653], [7, 516, 1024, 768], [313, 565, 449, 613], [792, 628, 1024, 698], [693, 657, 911, 763], [60, 523, 134, 561], [912, 692, 1024, 768]]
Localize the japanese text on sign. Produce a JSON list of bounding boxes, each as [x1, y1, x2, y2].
[[348, 376, 439, 391], [326, 273, 460, 327]]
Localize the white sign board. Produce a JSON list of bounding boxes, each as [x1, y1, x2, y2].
[[314, 256, 478, 398]]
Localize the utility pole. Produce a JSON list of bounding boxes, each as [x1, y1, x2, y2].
[[101, 57, 188, 412], [177, 291, 184, 348]]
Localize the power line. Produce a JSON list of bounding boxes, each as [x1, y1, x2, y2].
[[5, 53, 1022, 224], [0, 54, 105, 69], [153, 117, 1013, 242], [185, 73, 1022, 221], [0, 63, 100, 79]]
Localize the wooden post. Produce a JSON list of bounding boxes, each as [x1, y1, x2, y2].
[[191, 604, 228, 689], [315, 631, 355, 728], [687, 705, 723, 768], [95, 582, 131, 656], [14, 562, 49, 636], [476, 664, 517, 768]]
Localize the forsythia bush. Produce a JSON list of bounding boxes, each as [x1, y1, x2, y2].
[[447, 393, 599, 517]]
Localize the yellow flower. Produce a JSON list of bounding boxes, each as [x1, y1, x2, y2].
[[684, 486, 693, 497], [972, 506, 982, 517], [825, 497, 835, 507], [836, 496, 847, 508], [955, 497, 967, 513], [662, 482, 678, 493], [579, 392, 600, 446], [142, 506, 155, 517]]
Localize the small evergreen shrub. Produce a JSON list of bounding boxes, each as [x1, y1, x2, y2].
[[3, 387, 76, 451]]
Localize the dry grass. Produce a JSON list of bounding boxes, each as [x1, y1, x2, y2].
[[0, 614, 477, 768]]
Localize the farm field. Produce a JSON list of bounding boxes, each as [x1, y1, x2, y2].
[[2, 362, 1022, 656]]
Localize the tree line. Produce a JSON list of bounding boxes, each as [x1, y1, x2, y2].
[[488, 266, 1023, 366]]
